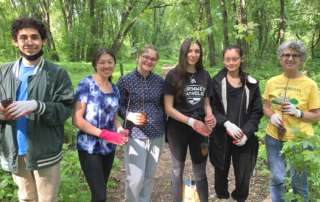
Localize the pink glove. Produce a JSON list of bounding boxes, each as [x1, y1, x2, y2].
[[224, 121, 244, 140], [98, 129, 126, 146], [188, 118, 212, 137], [205, 114, 216, 128], [281, 102, 301, 118], [6, 100, 37, 120]]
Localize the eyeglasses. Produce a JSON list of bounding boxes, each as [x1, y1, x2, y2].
[[223, 58, 240, 63], [282, 54, 300, 60], [141, 55, 157, 63]]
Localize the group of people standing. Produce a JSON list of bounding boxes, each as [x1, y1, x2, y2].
[[0, 17, 319, 202]]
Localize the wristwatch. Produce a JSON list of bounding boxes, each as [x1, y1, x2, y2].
[[298, 111, 304, 119]]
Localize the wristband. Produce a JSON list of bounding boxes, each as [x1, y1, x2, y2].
[[117, 127, 124, 133], [188, 117, 195, 127]]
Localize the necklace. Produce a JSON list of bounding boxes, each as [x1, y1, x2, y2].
[[186, 72, 196, 84]]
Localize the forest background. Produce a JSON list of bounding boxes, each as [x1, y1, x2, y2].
[[0, 0, 320, 201]]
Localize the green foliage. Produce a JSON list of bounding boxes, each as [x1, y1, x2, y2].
[[0, 143, 123, 201], [280, 126, 320, 201], [234, 22, 259, 43]]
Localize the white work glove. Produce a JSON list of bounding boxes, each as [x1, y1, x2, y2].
[[223, 121, 244, 140], [0, 103, 5, 120], [281, 102, 301, 118], [270, 114, 284, 127], [127, 112, 146, 125], [188, 118, 212, 137], [233, 134, 248, 146], [6, 100, 37, 120]]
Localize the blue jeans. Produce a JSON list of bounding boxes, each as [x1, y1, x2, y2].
[[265, 134, 310, 202]]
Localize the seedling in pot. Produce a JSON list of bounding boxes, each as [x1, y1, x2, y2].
[[277, 68, 294, 140], [0, 80, 12, 108]]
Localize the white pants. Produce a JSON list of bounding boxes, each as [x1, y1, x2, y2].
[[124, 135, 165, 202]]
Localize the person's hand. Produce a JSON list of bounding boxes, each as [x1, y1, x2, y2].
[[233, 134, 248, 146], [5, 100, 37, 120], [281, 102, 301, 118], [98, 129, 127, 146], [188, 118, 212, 137], [0, 103, 6, 120], [223, 121, 244, 140], [205, 114, 216, 128], [127, 112, 146, 125], [117, 128, 129, 144], [270, 114, 284, 127]]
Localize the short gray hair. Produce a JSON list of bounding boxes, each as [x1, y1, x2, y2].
[[277, 40, 307, 60]]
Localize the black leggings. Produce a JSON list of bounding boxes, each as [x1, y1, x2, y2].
[[78, 150, 115, 202], [214, 136, 252, 202], [167, 117, 208, 202]]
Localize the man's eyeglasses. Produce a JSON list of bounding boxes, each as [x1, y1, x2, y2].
[[142, 55, 157, 63], [282, 54, 300, 60], [223, 58, 240, 63]]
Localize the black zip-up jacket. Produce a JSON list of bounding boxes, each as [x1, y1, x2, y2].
[[209, 68, 263, 170]]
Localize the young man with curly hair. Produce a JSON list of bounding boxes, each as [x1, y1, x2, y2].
[[0, 17, 75, 202]]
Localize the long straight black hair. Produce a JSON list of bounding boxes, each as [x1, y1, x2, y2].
[[172, 38, 203, 102], [223, 44, 247, 85], [92, 48, 116, 82]]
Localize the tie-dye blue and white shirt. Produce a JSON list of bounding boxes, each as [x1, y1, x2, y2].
[[75, 75, 121, 155]]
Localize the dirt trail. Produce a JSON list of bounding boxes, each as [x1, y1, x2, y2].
[[107, 144, 271, 202]]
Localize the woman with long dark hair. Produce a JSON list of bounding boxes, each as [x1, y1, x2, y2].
[[163, 38, 216, 202], [72, 48, 128, 202], [209, 44, 263, 202]]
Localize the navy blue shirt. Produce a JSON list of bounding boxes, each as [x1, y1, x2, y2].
[[117, 68, 166, 139]]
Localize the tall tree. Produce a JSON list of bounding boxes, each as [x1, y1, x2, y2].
[[110, 0, 153, 54], [221, 0, 229, 47], [280, 0, 284, 44], [240, 0, 248, 55], [233, 0, 241, 45], [204, 0, 216, 67], [163, 19, 181, 46], [197, 0, 204, 31], [36, 0, 59, 61]]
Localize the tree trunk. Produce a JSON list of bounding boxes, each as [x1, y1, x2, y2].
[[153, 7, 166, 45], [233, 0, 241, 45], [240, 0, 247, 55], [280, 0, 284, 44], [197, 0, 204, 31], [163, 19, 181, 46], [260, 19, 271, 60], [311, 28, 320, 59], [204, 0, 216, 67], [111, 0, 153, 54], [38, 0, 60, 61], [258, 4, 264, 50], [86, 0, 97, 61], [221, 0, 229, 47]]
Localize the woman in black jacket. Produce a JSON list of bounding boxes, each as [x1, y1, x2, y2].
[[209, 45, 263, 202]]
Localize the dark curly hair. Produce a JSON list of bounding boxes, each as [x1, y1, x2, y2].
[[11, 17, 47, 42]]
